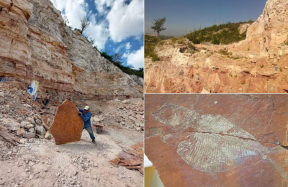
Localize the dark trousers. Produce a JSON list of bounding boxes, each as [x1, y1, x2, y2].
[[83, 125, 95, 140], [43, 99, 49, 106]]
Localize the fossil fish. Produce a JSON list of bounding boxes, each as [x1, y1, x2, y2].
[[152, 103, 287, 179]]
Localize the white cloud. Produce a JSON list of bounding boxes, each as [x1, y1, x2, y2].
[[115, 44, 125, 53], [126, 42, 131, 50], [114, 42, 131, 53], [50, 0, 87, 29], [107, 0, 144, 42], [50, 0, 143, 61], [127, 46, 143, 69], [83, 24, 109, 50], [50, 0, 109, 50], [95, 0, 115, 14]]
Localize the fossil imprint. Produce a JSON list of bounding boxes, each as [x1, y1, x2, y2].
[[152, 103, 286, 178]]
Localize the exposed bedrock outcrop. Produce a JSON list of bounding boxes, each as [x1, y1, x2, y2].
[[0, 0, 142, 99], [144, 0, 288, 93]]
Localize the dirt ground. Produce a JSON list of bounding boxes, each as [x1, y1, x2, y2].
[[0, 126, 143, 187]]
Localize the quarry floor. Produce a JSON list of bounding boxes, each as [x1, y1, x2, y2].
[[0, 126, 143, 187]]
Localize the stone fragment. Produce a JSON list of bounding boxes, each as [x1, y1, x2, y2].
[[27, 117, 35, 124], [49, 100, 84, 145], [25, 123, 34, 129], [44, 131, 52, 140], [17, 128, 26, 136], [110, 142, 143, 173], [35, 119, 42, 125], [145, 94, 288, 187], [23, 132, 36, 138], [35, 125, 46, 135]]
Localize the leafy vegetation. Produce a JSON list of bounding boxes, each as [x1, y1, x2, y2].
[[151, 17, 166, 39], [145, 35, 159, 62], [100, 51, 143, 78], [219, 49, 231, 56], [61, 16, 143, 77], [185, 21, 253, 45]]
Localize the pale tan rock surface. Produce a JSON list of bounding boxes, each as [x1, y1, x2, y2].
[[0, 0, 142, 99], [145, 0, 288, 93]]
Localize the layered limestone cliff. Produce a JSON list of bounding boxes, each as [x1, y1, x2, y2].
[[0, 0, 143, 100], [145, 0, 288, 93], [245, 0, 288, 56]]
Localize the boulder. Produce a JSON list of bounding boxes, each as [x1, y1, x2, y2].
[[49, 100, 84, 145]]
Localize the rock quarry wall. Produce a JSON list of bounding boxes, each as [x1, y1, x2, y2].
[[0, 0, 143, 100], [244, 0, 288, 56], [144, 0, 288, 93]]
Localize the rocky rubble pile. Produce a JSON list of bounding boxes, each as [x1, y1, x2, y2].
[[90, 99, 144, 132], [0, 81, 144, 145], [0, 82, 52, 141]]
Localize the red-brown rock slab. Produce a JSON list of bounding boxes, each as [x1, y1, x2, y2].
[[49, 100, 83, 145], [145, 94, 288, 187], [110, 142, 143, 173]]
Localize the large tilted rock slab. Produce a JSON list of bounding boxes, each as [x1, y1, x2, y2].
[[145, 94, 288, 187], [50, 100, 83, 145]]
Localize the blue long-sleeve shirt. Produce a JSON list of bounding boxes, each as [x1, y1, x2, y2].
[[79, 108, 92, 128]]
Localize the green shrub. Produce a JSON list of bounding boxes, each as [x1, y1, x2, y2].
[[100, 51, 143, 77], [212, 39, 220, 45], [188, 43, 196, 50], [260, 65, 264, 68], [280, 67, 283, 72], [219, 49, 230, 56], [185, 21, 251, 45], [171, 37, 177, 43], [151, 53, 159, 62], [192, 38, 200, 44]]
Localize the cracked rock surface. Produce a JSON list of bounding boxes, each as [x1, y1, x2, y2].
[[145, 94, 288, 187]]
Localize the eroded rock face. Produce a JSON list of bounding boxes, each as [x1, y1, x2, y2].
[[145, 94, 288, 187], [0, 0, 142, 99], [145, 0, 288, 93], [50, 100, 83, 145], [245, 0, 288, 55]]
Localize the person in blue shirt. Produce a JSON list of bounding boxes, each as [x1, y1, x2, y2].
[[78, 106, 96, 143]]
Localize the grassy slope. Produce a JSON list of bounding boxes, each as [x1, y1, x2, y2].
[[185, 21, 253, 45]]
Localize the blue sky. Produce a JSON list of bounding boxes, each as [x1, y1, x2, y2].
[[145, 0, 267, 37], [50, 0, 144, 69]]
